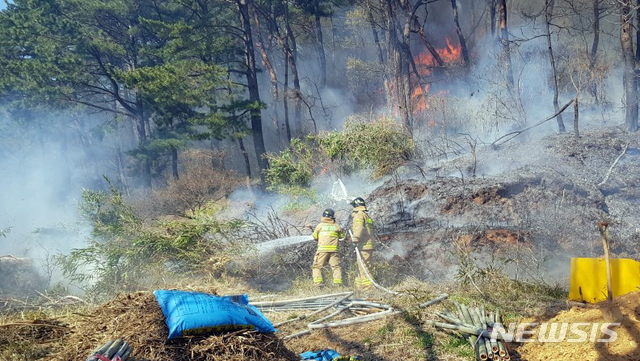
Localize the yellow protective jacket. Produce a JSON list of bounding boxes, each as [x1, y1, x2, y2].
[[312, 217, 345, 253], [351, 206, 375, 250]]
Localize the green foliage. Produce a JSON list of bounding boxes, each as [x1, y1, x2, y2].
[[264, 118, 415, 193], [319, 118, 415, 178], [439, 335, 475, 359], [377, 322, 395, 336], [78, 177, 141, 239], [0, 0, 261, 184], [264, 138, 316, 189], [60, 180, 245, 299]]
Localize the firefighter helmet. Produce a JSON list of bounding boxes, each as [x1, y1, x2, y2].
[[323, 208, 335, 218], [350, 197, 366, 208]]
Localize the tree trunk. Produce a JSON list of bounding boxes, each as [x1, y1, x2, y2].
[[499, 0, 514, 89], [366, 0, 390, 105], [451, 0, 470, 66], [400, 3, 413, 129], [238, 0, 269, 172], [621, 0, 639, 131], [283, 48, 292, 142], [636, 0, 640, 127], [136, 113, 151, 189], [591, 0, 600, 66], [253, 9, 283, 146], [269, 6, 292, 143], [115, 143, 130, 196], [409, 51, 430, 108], [237, 137, 252, 178], [330, 15, 337, 64], [574, 97, 580, 138], [171, 147, 179, 179], [470, 0, 476, 46], [411, 5, 445, 68], [253, 10, 279, 116], [636, 0, 640, 62], [415, 28, 445, 67], [285, 7, 302, 134], [386, 0, 406, 124], [134, 95, 152, 188], [589, 0, 600, 102], [314, 9, 327, 87], [545, 0, 565, 132], [490, 0, 497, 40]]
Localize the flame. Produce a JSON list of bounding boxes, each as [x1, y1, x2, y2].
[[411, 37, 463, 113], [440, 37, 462, 64]]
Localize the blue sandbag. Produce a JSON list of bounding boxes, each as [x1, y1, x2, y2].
[[300, 349, 341, 361], [153, 290, 275, 339]]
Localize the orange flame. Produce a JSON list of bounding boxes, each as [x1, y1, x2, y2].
[[412, 37, 463, 113]]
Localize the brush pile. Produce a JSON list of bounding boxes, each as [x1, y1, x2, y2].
[[430, 302, 511, 361], [1, 292, 298, 361]]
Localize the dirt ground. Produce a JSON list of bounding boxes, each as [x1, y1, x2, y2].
[[517, 291, 640, 361]]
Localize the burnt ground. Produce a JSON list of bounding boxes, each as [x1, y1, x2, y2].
[[362, 125, 640, 283], [236, 125, 640, 291]]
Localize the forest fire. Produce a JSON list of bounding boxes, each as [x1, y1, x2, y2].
[[411, 37, 463, 112]]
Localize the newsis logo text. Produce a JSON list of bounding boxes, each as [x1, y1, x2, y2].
[[489, 322, 620, 343]]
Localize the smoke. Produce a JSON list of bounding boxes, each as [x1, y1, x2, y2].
[[0, 111, 117, 291]]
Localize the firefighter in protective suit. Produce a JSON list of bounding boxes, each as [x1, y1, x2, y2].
[[312, 209, 345, 286], [350, 197, 375, 288]]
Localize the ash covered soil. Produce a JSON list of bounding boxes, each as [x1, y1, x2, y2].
[[265, 125, 640, 288], [361, 125, 640, 282]]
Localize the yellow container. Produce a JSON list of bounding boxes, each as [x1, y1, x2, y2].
[[569, 258, 640, 303]]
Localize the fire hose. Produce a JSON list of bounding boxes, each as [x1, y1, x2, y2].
[[349, 230, 403, 296], [283, 293, 449, 340]]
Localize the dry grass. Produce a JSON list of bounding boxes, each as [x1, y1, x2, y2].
[[269, 278, 476, 361], [133, 150, 242, 218], [0, 292, 297, 361], [0, 275, 567, 361], [0, 318, 68, 360]]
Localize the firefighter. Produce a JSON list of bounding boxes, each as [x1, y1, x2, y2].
[[311, 209, 345, 286], [350, 197, 374, 288]]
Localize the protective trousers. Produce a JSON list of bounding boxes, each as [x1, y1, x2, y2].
[[355, 249, 373, 287], [312, 252, 342, 285]]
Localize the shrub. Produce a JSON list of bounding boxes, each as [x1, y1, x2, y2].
[[264, 138, 315, 190], [136, 150, 241, 217], [263, 117, 415, 192], [59, 181, 246, 300], [318, 117, 415, 178]]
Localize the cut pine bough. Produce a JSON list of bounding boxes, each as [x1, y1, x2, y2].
[[282, 293, 449, 340], [429, 301, 511, 361]]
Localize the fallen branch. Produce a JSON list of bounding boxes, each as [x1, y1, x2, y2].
[[597, 143, 628, 188], [491, 99, 575, 147]]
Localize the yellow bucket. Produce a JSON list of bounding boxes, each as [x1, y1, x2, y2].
[[569, 258, 640, 303]]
